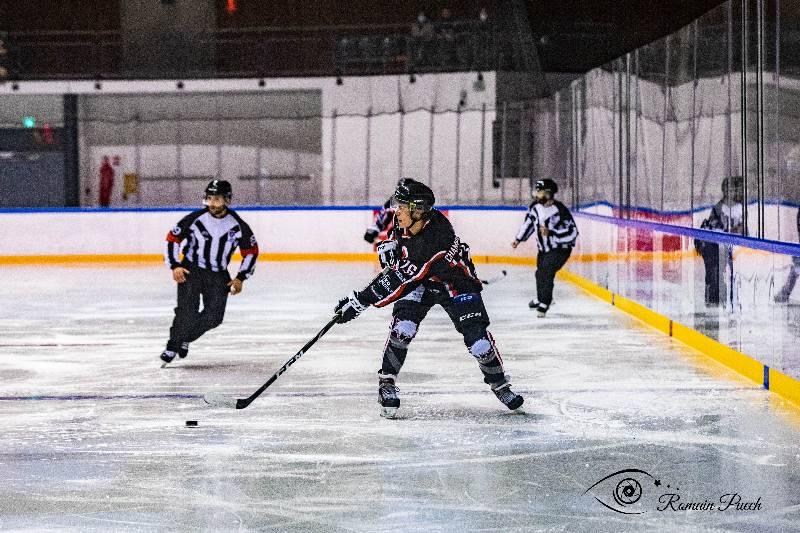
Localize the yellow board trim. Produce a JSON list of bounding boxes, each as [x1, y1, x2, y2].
[[769, 368, 800, 407], [568, 250, 693, 263], [261, 253, 375, 262], [557, 269, 613, 304], [613, 294, 672, 336], [0, 253, 380, 265], [561, 268, 800, 408], [670, 321, 764, 385], [473, 255, 537, 266], [0, 254, 164, 264], [0, 252, 535, 265]]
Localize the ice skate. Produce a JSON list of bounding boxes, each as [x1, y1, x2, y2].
[[378, 377, 400, 418], [178, 342, 190, 359], [159, 349, 177, 367], [492, 382, 524, 410], [529, 300, 552, 316]]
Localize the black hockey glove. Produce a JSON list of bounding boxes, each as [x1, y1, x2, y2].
[[335, 291, 368, 323], [377, 240, 399, 269], [363, 227, 379, 243]]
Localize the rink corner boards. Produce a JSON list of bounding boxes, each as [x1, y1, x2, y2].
[[557, 268, 800, 411]]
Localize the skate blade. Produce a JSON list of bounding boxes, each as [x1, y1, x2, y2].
[[160, 362, 169, 368], [380, 407, 399, 419]]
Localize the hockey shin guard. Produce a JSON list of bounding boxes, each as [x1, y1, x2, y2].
[[380, 318, 417, 375]]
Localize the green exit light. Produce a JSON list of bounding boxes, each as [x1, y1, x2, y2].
[[22, 116, 36, 128]]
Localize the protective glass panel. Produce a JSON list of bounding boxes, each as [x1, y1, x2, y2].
[[569, 213, 800, 382]]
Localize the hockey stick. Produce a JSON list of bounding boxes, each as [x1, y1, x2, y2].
[[203, 314, 340, 409], [203, 267, 389, 409], [481, 269, 508, 285]]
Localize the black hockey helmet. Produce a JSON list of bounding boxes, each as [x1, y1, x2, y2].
[[393, 178, 435, 214], [205, 179, 232, 201], [535, 179, 558, 195]]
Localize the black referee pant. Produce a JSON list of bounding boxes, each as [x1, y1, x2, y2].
[[535, 248, 572, 306], [699, 243, 721, 305], [168, 266, 230, 350]]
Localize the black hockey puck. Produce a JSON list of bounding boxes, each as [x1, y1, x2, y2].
[[185, 420, 198, 427]]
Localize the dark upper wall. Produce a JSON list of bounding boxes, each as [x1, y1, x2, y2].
[[9, 0, 794, 81], [0, 0, 120, 31], [0, 0, 490, 32], [214, 0, 489, 28]]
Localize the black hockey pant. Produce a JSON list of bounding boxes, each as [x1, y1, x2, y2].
[[380, 287, 508, 387], [700, 243, 721, 305], [535, 248, 572, 306], [168, 267, 230, 350]]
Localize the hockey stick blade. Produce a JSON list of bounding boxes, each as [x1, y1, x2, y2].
[[203, 392, 239, 409], [481, 269, 508, 285]]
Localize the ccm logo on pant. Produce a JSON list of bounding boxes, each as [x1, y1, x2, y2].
[[459, 312, 482, 321]]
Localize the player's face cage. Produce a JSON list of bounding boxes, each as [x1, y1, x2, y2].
[[391, 196, 427, 214]]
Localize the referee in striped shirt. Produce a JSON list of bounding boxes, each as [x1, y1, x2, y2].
[[159, 180, 259, 364], [512, 179, 578, 317]]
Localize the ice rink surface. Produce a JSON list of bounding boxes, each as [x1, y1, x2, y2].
[[1, 262, 799, 532]]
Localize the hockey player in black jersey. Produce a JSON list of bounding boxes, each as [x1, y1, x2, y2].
[[512, 179, 578, 317], [159, 180, 259, 364], [335, 178, 524, 418]]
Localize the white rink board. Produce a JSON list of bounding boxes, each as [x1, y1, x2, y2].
[[2, 204, 797, 261], [0, 208, 531, 259]]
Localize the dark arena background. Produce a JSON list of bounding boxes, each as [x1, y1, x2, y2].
[[1, 1, 799, 530]]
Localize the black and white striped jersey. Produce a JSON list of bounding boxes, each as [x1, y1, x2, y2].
[[702, 200, 745, 234], [164, 208, 259, 281], [515, 200, 578, 253]]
